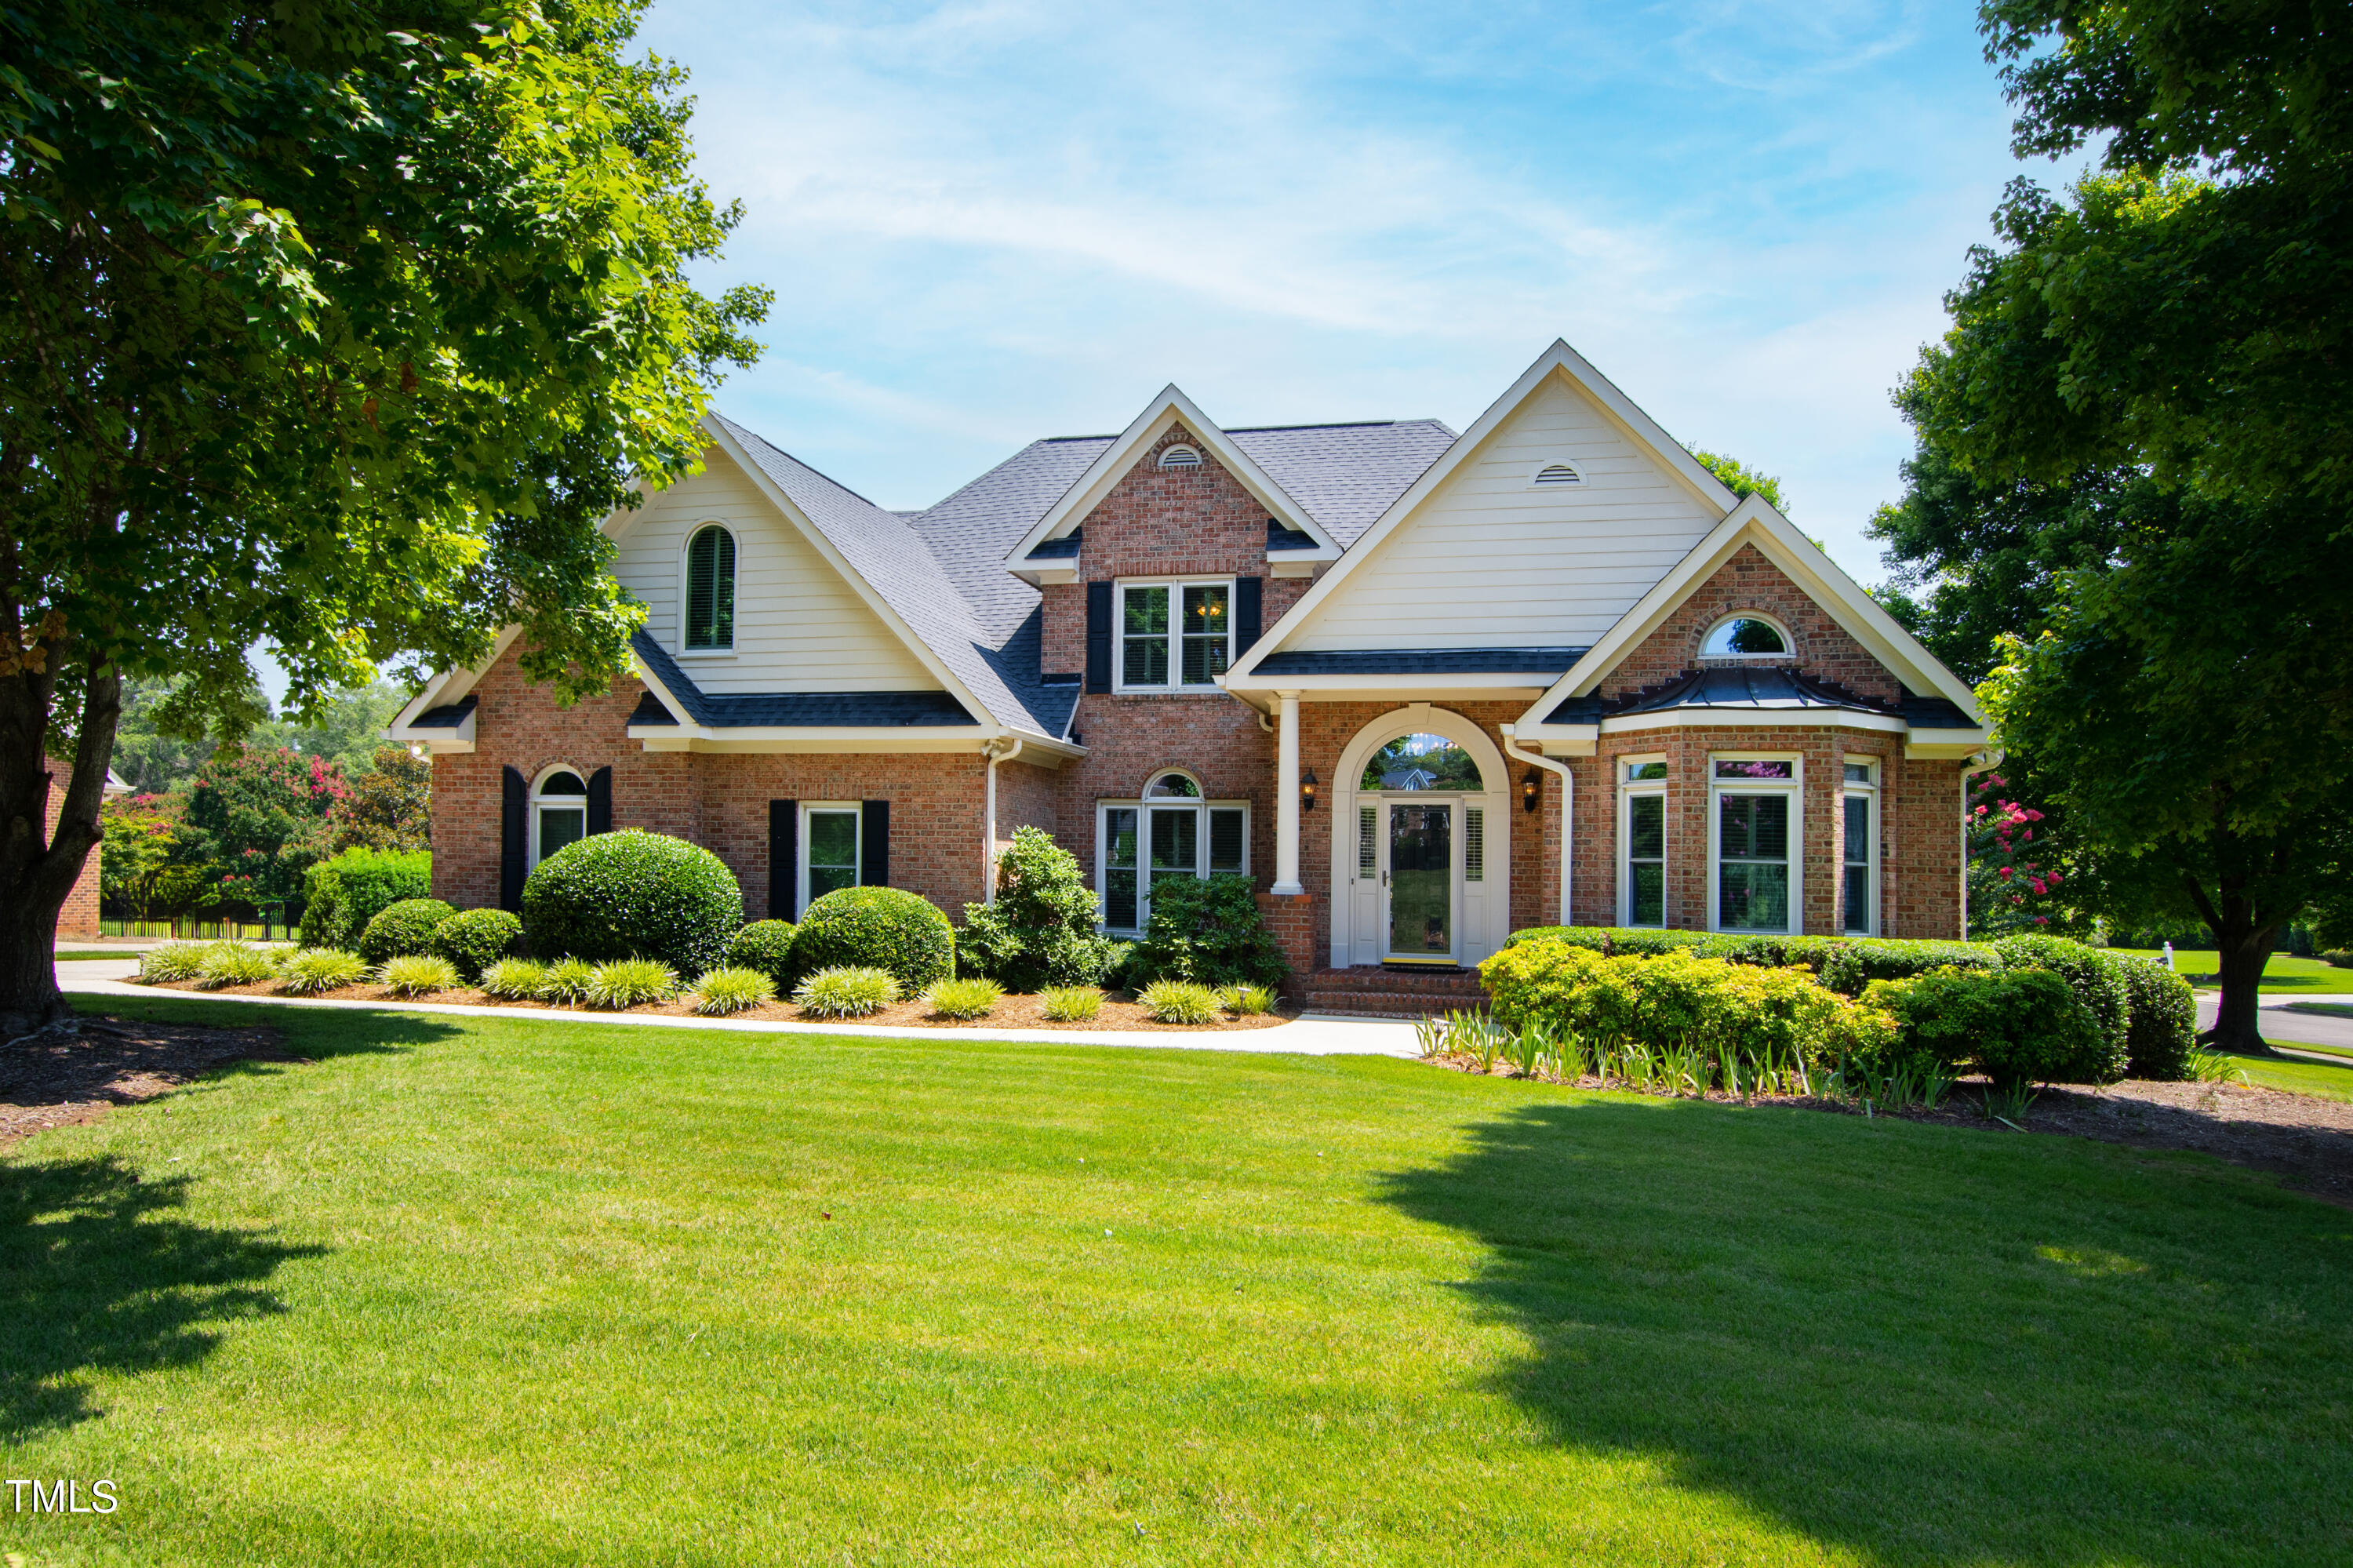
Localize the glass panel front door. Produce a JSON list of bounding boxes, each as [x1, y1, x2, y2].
[[1387, 802, 1453, 959]]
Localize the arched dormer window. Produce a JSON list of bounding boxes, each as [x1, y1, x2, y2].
[[1700, 614, 1791, 658], [685, 525, 736, 650], [531, 766, 588, 868], [1157, 444, 1202, 469]]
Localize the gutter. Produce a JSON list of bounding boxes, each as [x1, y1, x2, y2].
[[1501, 724, 1574, 926]]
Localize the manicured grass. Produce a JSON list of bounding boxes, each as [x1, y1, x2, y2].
[[2210, 1042, 2353, 1101], [2113, 948, 2353, 994], [6, 994, 2351, 1566], [52, 951, 138, 962]]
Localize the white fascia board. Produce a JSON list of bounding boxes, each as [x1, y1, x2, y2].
[[1014, 564, 1080, 587], [999, 386, 1336, 569], [1512, 496, 1984, 729], [698, 420, 994, 729], [1227, 339, 1737, 685]]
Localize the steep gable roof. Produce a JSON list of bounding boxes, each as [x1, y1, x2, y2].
[[1227, 420, 1457, 546]]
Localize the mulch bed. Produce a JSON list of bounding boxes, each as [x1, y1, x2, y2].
[[1426, 1053, 2353, 1206], [0, 1015, 294, 1148], [124, 976, 1295, 1033]]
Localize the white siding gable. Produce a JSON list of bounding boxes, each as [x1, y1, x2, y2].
[[610, 446, 941, 694], [1286, 373, 1723, 652]]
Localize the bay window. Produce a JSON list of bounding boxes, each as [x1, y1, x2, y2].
[[1842, 758, 1877, 935], [1617, 757, 1667, 927], [1711, 756, 1799, 933]]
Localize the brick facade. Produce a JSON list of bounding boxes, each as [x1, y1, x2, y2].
[[1602, 544, 1902, 705], [45, 761, 103, 940]]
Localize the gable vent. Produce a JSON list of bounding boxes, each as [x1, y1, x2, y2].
[[1533, 463, 1584, 486], [1158, 444, 1202, 469]]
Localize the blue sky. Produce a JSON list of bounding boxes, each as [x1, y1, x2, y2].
[[639, 0, 2047, 578]]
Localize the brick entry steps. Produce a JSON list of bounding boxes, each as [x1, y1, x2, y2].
[[1299, 965, 1488, 1019]]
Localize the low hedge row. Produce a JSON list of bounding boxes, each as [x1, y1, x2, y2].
[[1491, 926, 2195, 1085]]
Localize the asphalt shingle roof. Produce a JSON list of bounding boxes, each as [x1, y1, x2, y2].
[[631, 631, 982, 729]]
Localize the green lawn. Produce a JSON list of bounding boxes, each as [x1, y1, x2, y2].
[[5, 995, 2350, 1566], [2112, 948, 2353, 995], [2210, 1042, 2353, 1101]]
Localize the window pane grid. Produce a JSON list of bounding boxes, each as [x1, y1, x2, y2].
[[1180, 584, 1229, 686], [1843, 794, 1871, 934], [1626, 794, 1664, 926], [1717, 794, 1790, 932], [807, 809, 859, 901], [1121, 586, 1169, 687]]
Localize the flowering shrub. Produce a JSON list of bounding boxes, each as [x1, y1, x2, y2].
[[180, 745, 349, 915], [1967, 773, 2068, 936]]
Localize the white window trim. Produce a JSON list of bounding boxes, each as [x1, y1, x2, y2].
[[1094, 797, 1252, 933], [799, 801, 862, 918], [1842, 755, 1880, 937], [1111, 577, 1237, 694], [529, 764, 589, 871], [1698, 611, 1795, 662], [1617, 753, 1668, 928], [1707, 751, 1803, 934], [677, 522, 739, 659]]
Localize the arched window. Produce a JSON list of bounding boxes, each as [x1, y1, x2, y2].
[[1157, 444, 1202, 469], [1143, 771, 1200, 798], [1359, 733, 1482, 792], [1097, 769, 1247, 933], [685, 525, 736, 650], [1700, 615, 1789, 657], [532, 767, 588, 868]]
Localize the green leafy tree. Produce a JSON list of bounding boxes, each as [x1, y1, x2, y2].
[[252, 679, 414, 775], [98, 793, 209, 918], [180, 747, 348, 915], [331, 744, 431, 853], [1687, 449, 1789, 515], [0, 0, 767, 1032]]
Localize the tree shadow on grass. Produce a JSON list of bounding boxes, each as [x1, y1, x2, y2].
[[0, 1155, 325, 1440], [1377, 1097, 2353, 1566]]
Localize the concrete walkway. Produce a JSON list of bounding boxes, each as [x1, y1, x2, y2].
[[56, 959, 1425, 1058]]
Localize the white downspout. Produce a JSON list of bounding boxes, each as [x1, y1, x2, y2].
[[984, 737, 1024, 904], [1503, 725, 1574, 927], [1272, 691, 1304, 896]]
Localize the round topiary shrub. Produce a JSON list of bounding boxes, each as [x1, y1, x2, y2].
[[430, 908, 524, 983], [789, 886, 955, 991], [359, 898, 458, 966], [522, 829, 743, 975], [726, 919, 799, 987]]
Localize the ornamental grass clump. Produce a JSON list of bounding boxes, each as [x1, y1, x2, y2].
[[538, 958, 599, 1006], [198, 943, 280, 988], [1137, 979, 1218, 1025], [379, 954, 461, 997], [689, 966, 776, 1016], [795, 966, 901, 1019], [479, 958, 550, 1001], [1038, 985, 1103, 1021], [1216, 983, 1276, 1016], [140, 942, 211, 983], [277, 948, 369, 995], [586, 959, 678, 1010], [922, 977, 1003, 1020]]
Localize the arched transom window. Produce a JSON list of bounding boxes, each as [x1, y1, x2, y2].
[[1700, 615, 1788, 657], [1359, 733, 1482, 792], [685, 524, 736, 650]]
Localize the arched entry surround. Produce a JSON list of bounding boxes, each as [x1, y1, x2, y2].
[[1329, 708, 1513, 968]]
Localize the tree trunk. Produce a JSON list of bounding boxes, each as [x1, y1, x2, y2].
[[2206, 922, 2277, 1053], [0, 656, 121, 1040]]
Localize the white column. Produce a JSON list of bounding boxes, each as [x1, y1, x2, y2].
[[1272, 691, 1304, 895]]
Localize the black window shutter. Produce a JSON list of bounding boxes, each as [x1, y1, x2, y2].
[[861, 799, 890, 888], [586, 766, 612, 835], [500, 766, 527, 912], [1235, 576, 1262, 657], [1086, 580, 1112, 693], [769, 800, 797, 920]]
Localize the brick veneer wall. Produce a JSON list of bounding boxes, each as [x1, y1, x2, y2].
[[1050, 426, 1309, 886], [45, 761, 103, 940], [431, 643, 998, 922], [1602, 544, 1902, 705]]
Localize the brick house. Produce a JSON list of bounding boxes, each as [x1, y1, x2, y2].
[[391, 340, 1989, 988]]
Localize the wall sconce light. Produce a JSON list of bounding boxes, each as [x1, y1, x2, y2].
[[1522, 769, 1542, 813], [1300, 769, 1318, 811]]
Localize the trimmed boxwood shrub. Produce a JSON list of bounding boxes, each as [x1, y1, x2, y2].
[[956, 827, 1122, 991], [789, 886, 955, 991], [522, 829, 744, 976], [1818, 939, 2003, 997], [430, 908, 523, 983], [1864, 966, 2118, 1087], [299, 848, 432, 951], [1126, 873, 1287, 988], [1505, 926, 1705, 957], [726, 920, 799, 987], [359, 898, 457, 966], [1992, 933, 2130, 1075], [2110, 952, 2198, 1080], [1691, 933, 1853, 973]]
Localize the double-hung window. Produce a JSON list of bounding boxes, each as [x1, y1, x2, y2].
[[1115, 579, 1232, 692], [1097, 772, 1249, 933], [1711, 756, 1799, 933], [1618, 758, 1667, 926], [802, 804, 860, 910], [1842, 759, 1877, 935]]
